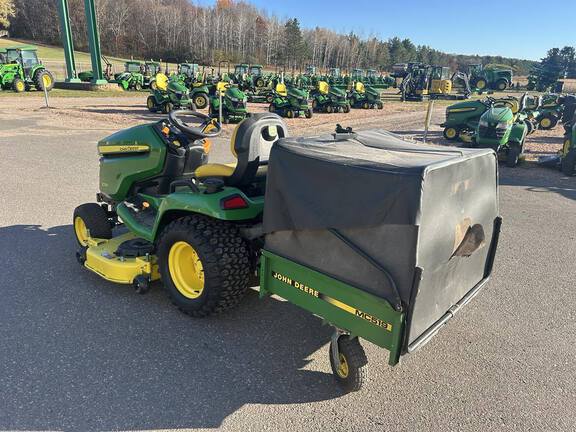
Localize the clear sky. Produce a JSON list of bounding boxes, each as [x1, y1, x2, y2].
[[195, 0, 575, 61]]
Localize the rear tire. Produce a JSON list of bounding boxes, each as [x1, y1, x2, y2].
[[73, 203, 113, 247], [343, 104, 351, 113], [163, 102, 174, 114], [147, 96, 157, 112], [443, 127, 459, 140], [326, 105, 334, 114], [561, 150, 576, 176], [157, 215, 251, 317], [495, 79, 508, 91], [305, 108, 313, 118], [538, 115, 557, 130], [329, 336, 367, 393], [194, 93, 209, 110], [134, 83, 143, 92]]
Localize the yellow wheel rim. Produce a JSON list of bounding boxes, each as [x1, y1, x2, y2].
[[168, 241, 205, 299], [540, 118, 552, 128], [337, 353, 349, 378], [477, 80, 486, 89], [42, 75, 52, 87], [445, 128, 457, 139], [563, 139, 572, 155], [16, 81, 24, 91], [195, 96, 205, 107], [74, 216, 89, 246], [147, 98, 155, 109]]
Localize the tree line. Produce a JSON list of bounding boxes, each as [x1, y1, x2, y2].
[[7, 0, 535, 75]]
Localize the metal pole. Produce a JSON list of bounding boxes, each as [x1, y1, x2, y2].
[[43, 86, 50, 108], [84, 0, 107, 85], [56, 0, 80, 82], [219, 91, 223, 124], [423, 99, 435, 143]]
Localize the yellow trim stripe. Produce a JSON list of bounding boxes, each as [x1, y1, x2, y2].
[[98, 145, 150, 154], [447, 107, 477, 113]]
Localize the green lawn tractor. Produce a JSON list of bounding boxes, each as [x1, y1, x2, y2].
[[146, 74, 195, 113], [269, 82, 312, 118], [209, 81, 249, 123], [466, 64, 513, 92], [311, 81, 350, 113], [115, 61, 145, 91], [73, 112, 501, 392], [347, 81, 383, 109], [473, 99, 529, 167], [534, 93, 564, 130], [0, 45, 55, 92]]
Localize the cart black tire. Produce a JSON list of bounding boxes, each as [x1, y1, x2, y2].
[[12, 78, 25, 93], [343, 104, 351, 113], [34, 70, 55, 91], [268, 104, 275, 113], [326, 105, 334, 114], [329, 336, 367, 393], [506, 143, 521, 168], [73, 203, 113, 247], [194, 93, 209, 110], [312, 99, 318, 111], [147, 96, 158, 112], [561, 150, 576, 176], [134, 83, 143, 92], [305, 108, 313, 118], [286, 109, 294, 118], [157, 215, 251, 317], [377, 101, 383, 109]]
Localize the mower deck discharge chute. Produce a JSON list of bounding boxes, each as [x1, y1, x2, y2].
[[74, 114, 501, 392]]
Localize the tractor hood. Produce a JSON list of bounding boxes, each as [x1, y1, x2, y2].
[[330, 87, 346, 98], [288, 86, 308, 99], [365, 86, 379, 96], [480, 107, 513, 124], [168, 80, 189, 95], [226, 86, 247, 101]]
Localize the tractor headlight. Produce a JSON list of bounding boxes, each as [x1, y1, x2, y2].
[[230, 97, 238, 102], [479, 120, 489, 127], [496, 121, 509, 129]]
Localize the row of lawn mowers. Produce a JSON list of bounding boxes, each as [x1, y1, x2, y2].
[[145, 70, 384, 123], [0, 45, 55, 93], [440, 92, 568, 168]]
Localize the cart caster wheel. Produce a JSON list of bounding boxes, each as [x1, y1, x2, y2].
[[76, 247, 87, 265], [133, 275, 151, 295], [329, 335, 368, 392]]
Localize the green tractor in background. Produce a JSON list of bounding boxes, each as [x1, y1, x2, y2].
[[115, 61, 145, 90], [467, 64, 512, 92], [175, 63, 210, 109], [347, 81, 383, 109], [473, 98, 529, 167], [311, 81, 350, 113], [147, 73, 196, 114], [365, 69, 395, 89], [535, 93, 565, 130], [209, 81, 249, 123], [269, 82, 312, 118], [0, 45, 55, 92]]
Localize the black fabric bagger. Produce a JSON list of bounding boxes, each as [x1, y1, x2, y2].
[[262, 129, 500, 347]]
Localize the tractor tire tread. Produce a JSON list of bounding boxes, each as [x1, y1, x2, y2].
[[73, 203, 113, 244], [330, 336, 368, 392], [157, 214, 251, 317]]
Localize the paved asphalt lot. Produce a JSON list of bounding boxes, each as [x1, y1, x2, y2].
[[0, 112, 575, 432]]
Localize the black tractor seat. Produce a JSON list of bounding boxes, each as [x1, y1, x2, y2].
[[195, 113, 288, 188]]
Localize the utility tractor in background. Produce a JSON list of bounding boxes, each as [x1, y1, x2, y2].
[[399, 64, 470, 101], [0, 45, 55, 92], [466, 64, 512, 92]]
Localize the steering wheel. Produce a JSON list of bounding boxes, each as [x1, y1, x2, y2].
[[168, 110, 222, 139]]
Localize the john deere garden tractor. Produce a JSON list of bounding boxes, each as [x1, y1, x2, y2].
[[311, 81, 350, 113], [467, 64, 512, 92], [348, 81, 383, 109], [147, 73, 195, 114], [174, 63, 210, 109], [269, 82, 312, 118], [534, 93, 565, 130], [0, 46, 55, 92], [72, 111, 502, 393], [473, 97, 529, 167], [209, 81, 249, 123]]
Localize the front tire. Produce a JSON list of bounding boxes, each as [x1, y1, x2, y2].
[[157, 215, 251, 317], [73, 203, 113, 247], [495, 79, 508, 91], [13, 78, 25, 93], [538, 115, 557, 130], [561, 150, 576, 176], [506, 144, 521, 168], [305, 108, 313, 118], [443, 126, 459, 140], [147, 96, 157, 112], [34, 70, 55, 91], [194, 93, 209, 110]]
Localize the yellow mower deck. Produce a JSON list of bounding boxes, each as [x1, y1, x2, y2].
[[84, 232, 160, 284]]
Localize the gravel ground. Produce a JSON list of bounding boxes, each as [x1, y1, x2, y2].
[[0, 93, 574, 432]]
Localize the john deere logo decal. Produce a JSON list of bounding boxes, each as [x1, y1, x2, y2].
[[272, 271, 392, 331]]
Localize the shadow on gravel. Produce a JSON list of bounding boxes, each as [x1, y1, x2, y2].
[[499, 165, 576, 202], [78, 107, 162, 119], [0, 224, 341, 431]]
